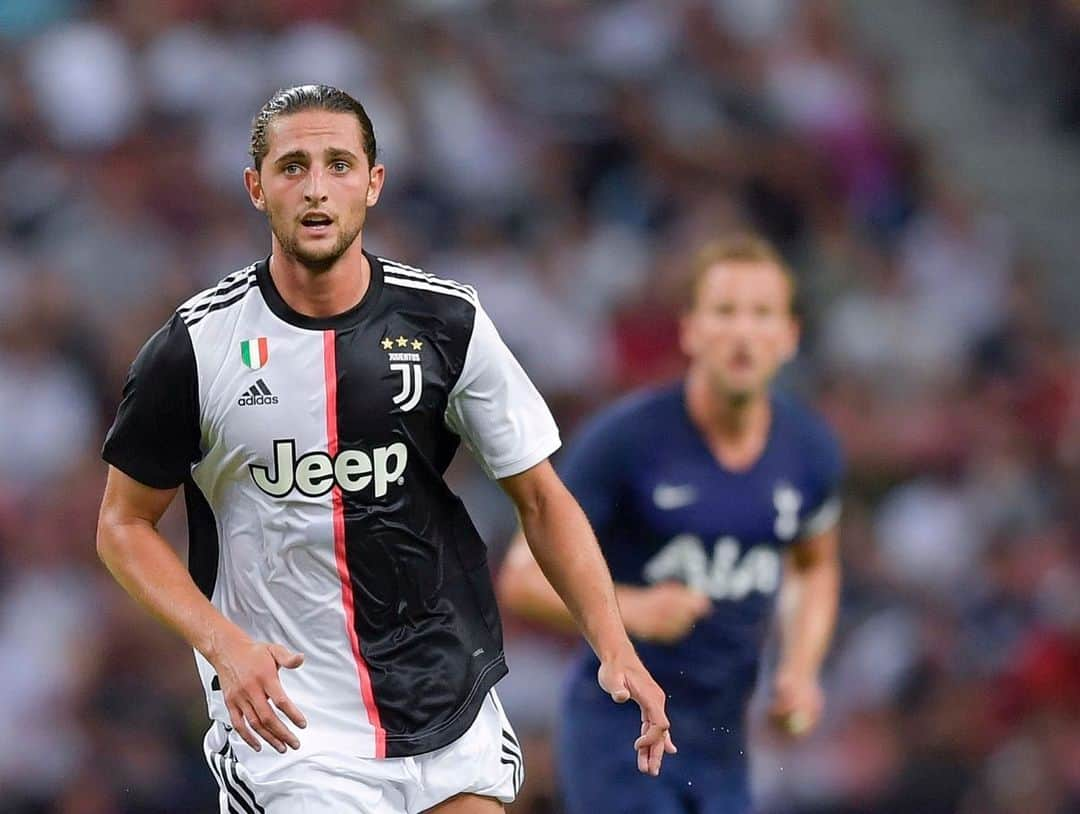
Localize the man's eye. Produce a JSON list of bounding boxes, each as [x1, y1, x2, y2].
[[284, 164, 303, 175], [332, 161, 349, 172]]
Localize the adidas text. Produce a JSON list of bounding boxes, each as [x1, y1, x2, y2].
[[238, 379, 279, 406], [238, 393, 279, 406]]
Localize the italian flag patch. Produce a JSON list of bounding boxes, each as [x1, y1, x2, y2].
[[240, 337, 269, 370]]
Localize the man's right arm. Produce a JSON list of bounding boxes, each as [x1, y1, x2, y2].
[[97, 465, 306, 753], [498, 533, 711, 645]]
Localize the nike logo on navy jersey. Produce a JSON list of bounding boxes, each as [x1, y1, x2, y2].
[[237, 378, 278, 406], [653, 483, 697, 509]]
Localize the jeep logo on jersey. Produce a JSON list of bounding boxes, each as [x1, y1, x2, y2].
[[380, 335, 424, 412], [250, 439, 408, 499]]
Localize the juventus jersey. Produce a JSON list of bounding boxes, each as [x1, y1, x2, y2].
[[102, 252, 561, 759]]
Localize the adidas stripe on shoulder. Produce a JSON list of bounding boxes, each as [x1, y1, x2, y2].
[[178, 264, 258, 327], [380, 258, 478, 306]]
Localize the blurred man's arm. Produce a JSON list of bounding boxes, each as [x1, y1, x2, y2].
[[768, 525, 841, 736], [498, 460, 676, 775], [97, 466, 306, 753], [499, 535, 710, 643], [497, 531, 579, 634]]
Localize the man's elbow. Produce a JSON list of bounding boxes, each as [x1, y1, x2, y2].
[[495, 553, 529, 614], [95, 506, 138, 569], [496, 533, 548, 615], [502, 460, 565, 526], [788, 557, 841, 598], [95, 510, 119, 566]]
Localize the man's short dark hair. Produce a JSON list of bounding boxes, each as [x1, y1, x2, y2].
[[250, 84, 377, 171]]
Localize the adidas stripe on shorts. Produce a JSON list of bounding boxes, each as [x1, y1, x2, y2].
[[203, 690, 523, 813]]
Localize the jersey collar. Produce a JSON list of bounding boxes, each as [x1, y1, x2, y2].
[[255, 249, 384, 331]]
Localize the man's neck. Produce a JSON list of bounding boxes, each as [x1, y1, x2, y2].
[[268, 237, 370, 319], [684, 366, 772, 471]]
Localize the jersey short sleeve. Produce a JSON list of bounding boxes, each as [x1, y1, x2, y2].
[[102, 312, 201, 489], [445, 301, 560, 480], [798, 413, 844, 540]]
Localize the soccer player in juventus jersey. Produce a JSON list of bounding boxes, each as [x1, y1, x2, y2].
[[96, 85, 673, 814], [499, 235, 843, 813]]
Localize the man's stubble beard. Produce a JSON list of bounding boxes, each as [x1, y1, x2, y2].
[[704, 365, 757, 410], [269, 210, 365, 274]]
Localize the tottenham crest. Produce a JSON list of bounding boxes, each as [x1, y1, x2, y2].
[[773, 482, 802, 541], [381, 335, 424, 412]]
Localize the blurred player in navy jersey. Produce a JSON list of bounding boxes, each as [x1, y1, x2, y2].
[[498, 234, 843, 814]]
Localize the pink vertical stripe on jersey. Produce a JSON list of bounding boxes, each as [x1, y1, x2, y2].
[[323, 329, 385, 758]]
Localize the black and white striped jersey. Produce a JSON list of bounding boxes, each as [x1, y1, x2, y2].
[[102, 252, 561, 758]]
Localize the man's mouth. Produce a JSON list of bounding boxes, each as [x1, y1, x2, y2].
[[729, 349, 754, 371], [300, 213, 333, 228]]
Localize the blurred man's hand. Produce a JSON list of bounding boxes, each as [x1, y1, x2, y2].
[[619, 582, 711, 644], [767, 670, 823, 738]]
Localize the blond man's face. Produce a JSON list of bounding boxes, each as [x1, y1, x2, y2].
[[680, 261, 799, 399]]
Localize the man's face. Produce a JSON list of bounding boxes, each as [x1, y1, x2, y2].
[[244, 110, 384, 271], [680, 261, 799, 401]]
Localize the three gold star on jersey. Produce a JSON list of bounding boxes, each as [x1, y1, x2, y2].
[[381, 336, 423, 351]]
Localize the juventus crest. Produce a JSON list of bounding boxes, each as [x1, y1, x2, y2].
[[381, 334, 425, 412]]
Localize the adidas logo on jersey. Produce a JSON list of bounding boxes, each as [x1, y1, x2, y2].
[[251, 439, 408, 499], [238, 379, 279, 406]]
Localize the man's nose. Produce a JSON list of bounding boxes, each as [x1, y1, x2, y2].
[[730, 311, 754, 335], [303, 169, 328, 203]]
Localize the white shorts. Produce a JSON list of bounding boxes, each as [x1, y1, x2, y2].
[[203, 690, 523, 813]]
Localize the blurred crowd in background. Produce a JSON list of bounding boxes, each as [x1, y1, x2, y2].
[[1, 1, 1078, 812]]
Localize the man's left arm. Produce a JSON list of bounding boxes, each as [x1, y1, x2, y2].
[[768, 525, 841, 737], [444, 299, 674, 774], [499, 461, 677, 776]]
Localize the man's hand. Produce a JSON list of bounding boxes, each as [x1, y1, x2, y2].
[[619, 583, 711, 644], [598, 653, 677, 776], [210, 634, 308, 753], [767, 670, 823, 738]]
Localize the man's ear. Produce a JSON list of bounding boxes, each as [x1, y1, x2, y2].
[[366, 164, 386, 208], [779, 317, 801, 365], [244, 167, 266, 212], [679, 311, 699, 359]]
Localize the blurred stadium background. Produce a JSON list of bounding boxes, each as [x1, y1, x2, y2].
[[1, 0, 1078, 812]]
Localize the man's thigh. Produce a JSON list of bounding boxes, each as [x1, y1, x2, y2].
[[423, 792, 504, 813], [557, 701, 687, 814], [680, 760, 753, 814], [558, 754, 688, 814]]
